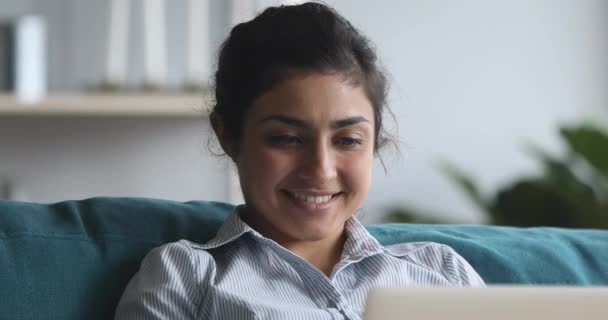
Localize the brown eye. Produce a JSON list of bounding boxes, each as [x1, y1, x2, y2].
[[267, 134, 302, 146], [336, 137, 363, 148]]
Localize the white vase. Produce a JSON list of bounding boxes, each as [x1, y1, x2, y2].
[[15, 15, 46, 103]]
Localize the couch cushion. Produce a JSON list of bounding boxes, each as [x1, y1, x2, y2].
[[0, 197, 230, 320], [368, 223, 608, 285], [1, 197, 607, 320]]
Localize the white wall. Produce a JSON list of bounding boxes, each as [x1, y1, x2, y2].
[[0, 116, 229, 203], [1, 0, 606, 225], [0, 0, 29, 17], [327, 0, 608, 223]]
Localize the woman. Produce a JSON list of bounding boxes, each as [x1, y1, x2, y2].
[[115, 2, 484, 319]]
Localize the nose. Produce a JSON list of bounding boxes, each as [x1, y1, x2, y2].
[[298, 140, 337, 183]]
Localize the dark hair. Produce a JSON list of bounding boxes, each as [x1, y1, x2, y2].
[[212, 2, 396, 158]]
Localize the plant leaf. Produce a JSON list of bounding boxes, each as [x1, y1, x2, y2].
[[437, 160, 489, 214], [492, 180, 582, 227], [560, 126, 608, 179], [384, 206, 446, 224], [524, 141, 597, 200]]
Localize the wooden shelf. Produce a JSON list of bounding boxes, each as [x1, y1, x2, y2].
[[0, 94, 211, 117]]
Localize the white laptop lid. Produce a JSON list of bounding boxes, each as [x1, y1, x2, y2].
[[363, 286, 608, 320]]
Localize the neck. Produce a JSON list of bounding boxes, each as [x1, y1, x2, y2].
[[283, 229, 347, 277], [239, 208, 348, 277]]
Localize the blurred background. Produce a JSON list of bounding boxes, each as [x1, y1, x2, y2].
[[0, 0, 606, 227]]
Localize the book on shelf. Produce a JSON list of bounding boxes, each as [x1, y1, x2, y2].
[[0, 22, 15, 92]]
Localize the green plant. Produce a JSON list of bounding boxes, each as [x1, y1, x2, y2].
[[439, 125, 608, 228], [384, 206, 448, 224]]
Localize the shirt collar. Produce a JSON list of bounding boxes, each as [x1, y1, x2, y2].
[[196, 205, 256, 249], [197, 206, 385, 260], [340, 214, 385, 260]]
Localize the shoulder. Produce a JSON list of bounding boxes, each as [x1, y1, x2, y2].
[[154, 240, 220, 281], [114, 240, 217, 319], [124, 239, 219, 294], [383, 241, 448, 272], [384, 242, 485, 287], [145, 240, 215, 269]]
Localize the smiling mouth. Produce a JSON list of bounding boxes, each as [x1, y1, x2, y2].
[[282, 190, 342, 204]]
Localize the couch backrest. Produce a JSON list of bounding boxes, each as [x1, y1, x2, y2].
[[1, 197, 607, 320]]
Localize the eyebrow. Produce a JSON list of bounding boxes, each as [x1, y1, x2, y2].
[[257, 115, 370, 130]]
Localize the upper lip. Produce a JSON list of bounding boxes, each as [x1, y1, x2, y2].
[[284, 190, 341, 196]]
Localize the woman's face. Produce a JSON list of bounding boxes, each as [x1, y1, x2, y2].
[[234, 72, 375, 244]]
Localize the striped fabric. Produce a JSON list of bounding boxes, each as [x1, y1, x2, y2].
[[115, 207, 485, 319]]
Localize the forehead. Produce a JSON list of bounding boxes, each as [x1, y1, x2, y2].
[[247, 73, 374, 124]]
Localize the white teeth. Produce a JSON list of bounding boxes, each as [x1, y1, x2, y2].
[[291, 192, 333, 204]]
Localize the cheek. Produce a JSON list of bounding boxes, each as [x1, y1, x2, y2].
[[340, 151, 373, 192], [238, 146, 292, 190]]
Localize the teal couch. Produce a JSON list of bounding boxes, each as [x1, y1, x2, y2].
[[1, 197, 607, 320]]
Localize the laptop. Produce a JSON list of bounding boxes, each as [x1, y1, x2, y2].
[[363, 286, 608, 320]]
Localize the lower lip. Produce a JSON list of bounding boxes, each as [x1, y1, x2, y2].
[[283, 192, 340, 212]]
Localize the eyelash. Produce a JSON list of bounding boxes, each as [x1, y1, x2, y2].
[[268, 135, 302, 146], [337, 137, 363, 147], [267, 135, 363, 148]]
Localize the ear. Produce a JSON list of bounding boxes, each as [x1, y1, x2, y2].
[[210, 111, 238, 160]]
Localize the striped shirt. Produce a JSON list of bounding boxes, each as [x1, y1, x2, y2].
[[115, 207, 485, 319]]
